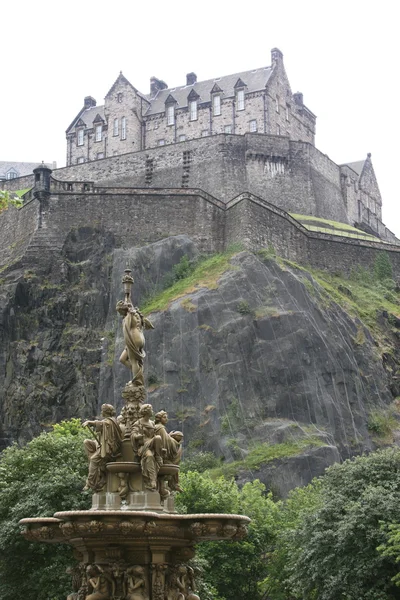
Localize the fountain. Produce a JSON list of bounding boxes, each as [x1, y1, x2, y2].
[[19, 268, 250, 599]]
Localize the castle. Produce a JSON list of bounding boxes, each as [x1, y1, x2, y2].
[[65, 48, 315, 165], [1, 48, 399, 277]]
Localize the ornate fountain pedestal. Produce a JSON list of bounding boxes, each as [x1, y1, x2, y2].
[[19, 268, 250, 599], [20, 508, 249, 599]]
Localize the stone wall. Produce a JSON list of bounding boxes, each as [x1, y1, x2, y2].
[[2, 185, 399, 279], [0, 198, 39, 267], [1, 134, 396, 246]]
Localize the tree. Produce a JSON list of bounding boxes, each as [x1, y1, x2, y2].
[[268, 449, 400, 600], [176, 473, 279, 600], [0, 419, 90, 600], [0, 190, 23, 214]]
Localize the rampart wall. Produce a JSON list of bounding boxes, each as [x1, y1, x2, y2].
[[0, 199, 39, 267], [0, 134, 353, 225], [1, 186, 400, 280]]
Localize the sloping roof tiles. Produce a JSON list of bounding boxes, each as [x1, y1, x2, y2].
[[144, 66, 273, 115]]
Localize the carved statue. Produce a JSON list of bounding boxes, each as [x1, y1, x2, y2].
[[154, 411, 183, 492], [116, 300, 153, 387], [165, 565, 200, 600], [85, 565, 114, 600], [131, 404, 164, 491], [124, 565, 149, 600], [83, 404, 122, 492], [66, 565, 85, 600]]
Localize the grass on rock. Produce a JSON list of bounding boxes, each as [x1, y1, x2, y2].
[[141, 248, 239, 314]]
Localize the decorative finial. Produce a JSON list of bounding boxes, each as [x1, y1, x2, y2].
[[122, 268, 134, 304]]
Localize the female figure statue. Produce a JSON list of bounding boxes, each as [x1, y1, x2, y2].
[[116, 301, 153, 387], [124, 565, 149, 600], [154, 410, 183, 492], [85, 565, 114, 600], [83, 404, 122, 492], [131, 404, 163, 491]]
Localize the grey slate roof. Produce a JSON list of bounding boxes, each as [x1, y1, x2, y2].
[[144, 66, 273, 115], [67, 106, 106, 133], [0, 161, 56, 179], [342, 160, 365, 176]]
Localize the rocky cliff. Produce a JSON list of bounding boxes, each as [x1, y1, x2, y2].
[[1, 231, 399, 496]]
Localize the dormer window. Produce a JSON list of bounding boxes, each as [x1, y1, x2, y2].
[[77, 129, 84, 146], [167, 105, 175, 126], [189, 100, 198, 121], [236, 89, 245, 111], [113, 119, 119, 136], [213, 95, 221, 116], [6, 171, 17, 180], [95, 125, 102, 142]]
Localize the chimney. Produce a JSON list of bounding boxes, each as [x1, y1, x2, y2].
[[186, 72, 197, 86], [84, 96, 96, 109], [293, 92, 303, 106], [150, 77, 168, 97], [271, 48, 283, 66]]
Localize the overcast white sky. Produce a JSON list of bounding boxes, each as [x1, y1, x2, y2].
[[2, 0, 399, 236]]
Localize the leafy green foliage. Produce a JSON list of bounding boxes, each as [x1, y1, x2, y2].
[[267, 448, 400, 600], [177, 472, 279, 600], [208, 437, 325, 479], [374, 251, 393, 282], [0, 421, 90, 600], [0, 190, 23, 214]]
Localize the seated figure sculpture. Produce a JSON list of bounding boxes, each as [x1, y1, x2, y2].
[[83, 404, 122, 492], [85, 565, 114, 600], [131, 404, 164, 491], [124, 565, 149, 600], [154, 410, 183, 492]]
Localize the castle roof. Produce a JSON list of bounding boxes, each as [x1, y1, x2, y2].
[[343, 160, 365, 176], [67, 106, 106, 133], [0, 161, 56, 180], [144, 66, 273, 115]]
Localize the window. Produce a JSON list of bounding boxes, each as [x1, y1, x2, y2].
[[213, 95, 221, 116], [236, 89, 245, 111], [189, 100, 197, 121], [179, 134, 186, 142], [201, 130, 209, 137], [167, 105, 175, 125], [224, 125, 232, 134], [6, 172, 17, 179], [97, 152, 104, 159], [286, 104, 290, 121], [158, 139, 165, 146], [95, 125, 102, 141], [146, 121, 152, 131], [77, 129, 84, 146], [77, 157, 85, 164], [113, 119, 119, 136], [117, 93, 123, 103], [275, 96, 279, 113], [121, 117, 126, 140], [249, 120, 257, 132], [277, 125, 281, 135]]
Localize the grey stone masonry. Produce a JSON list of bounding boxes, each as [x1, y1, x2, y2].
[[65, 48, 316, 166], [3, 133, 393, 243]]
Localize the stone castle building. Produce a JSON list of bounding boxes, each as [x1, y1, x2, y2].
[[1, 47, 398, 278], [66, 49, 316, 166]]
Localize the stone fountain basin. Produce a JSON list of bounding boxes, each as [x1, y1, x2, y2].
[[106, 462, 179, 476], [20, 511, 250, 546]]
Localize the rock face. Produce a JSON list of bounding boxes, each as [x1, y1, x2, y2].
[[0, 233, 398, 495]]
